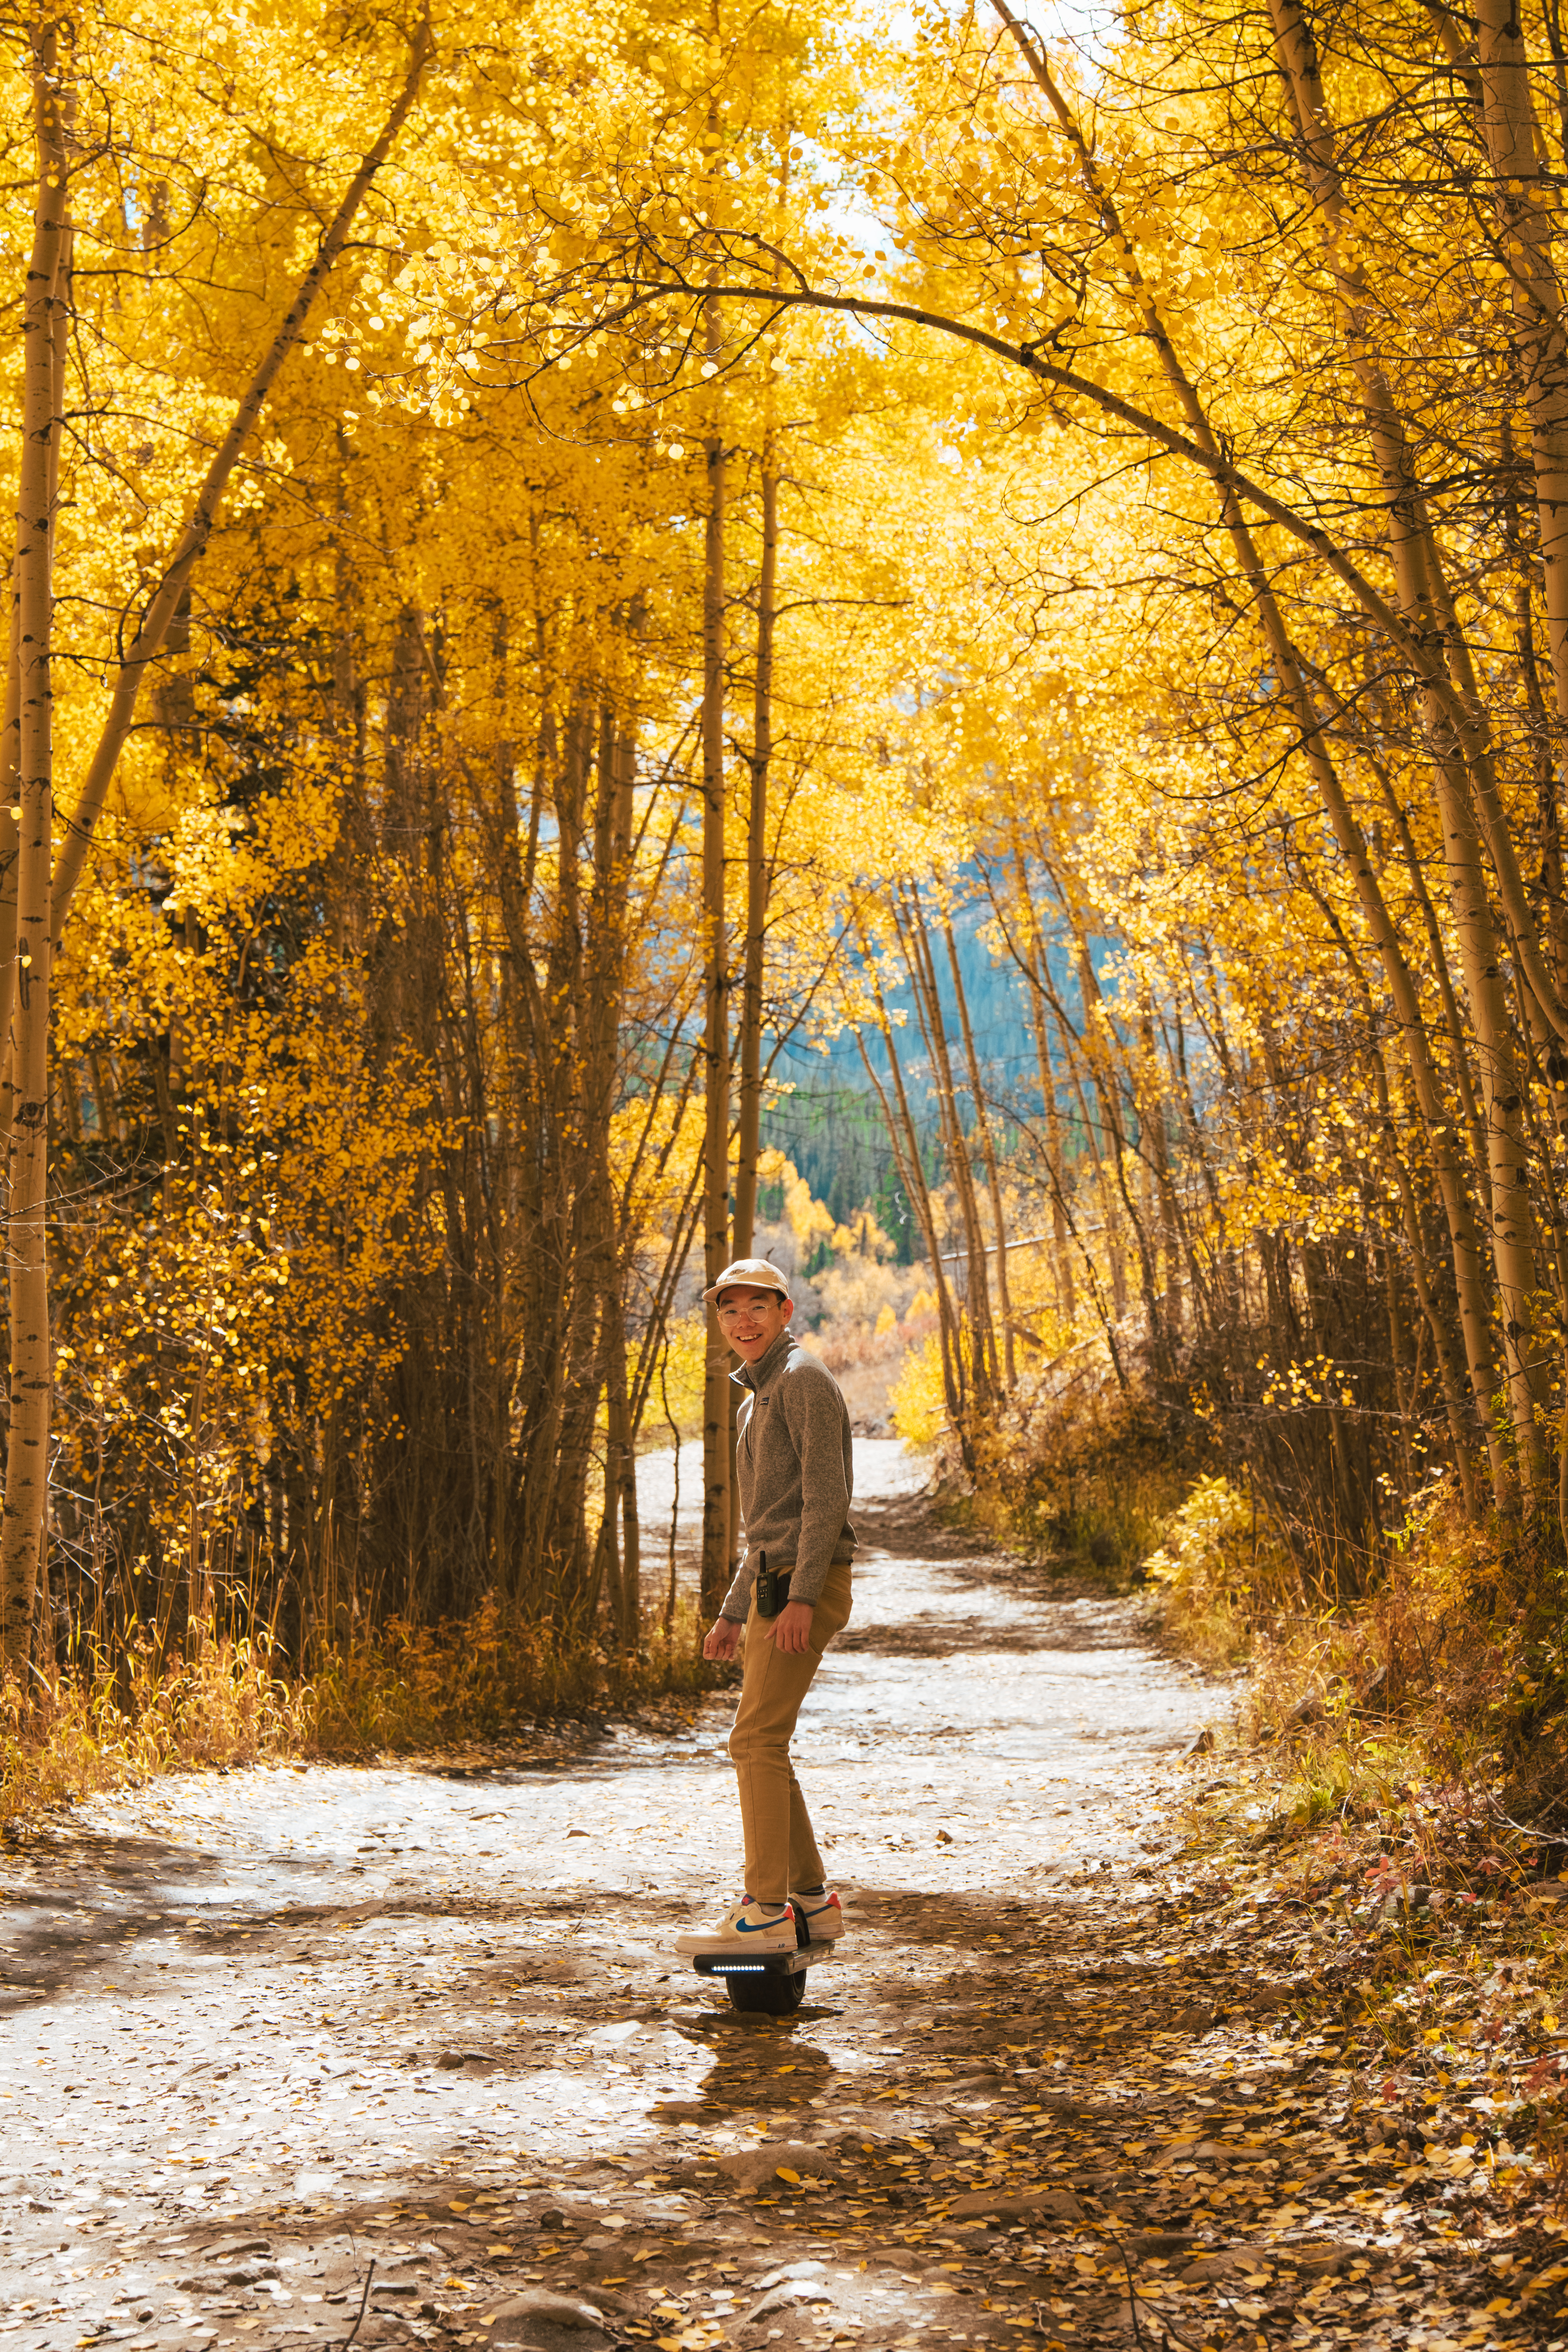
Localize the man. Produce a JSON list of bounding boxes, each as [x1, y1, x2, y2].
[[675, 1257, 856, 1957]]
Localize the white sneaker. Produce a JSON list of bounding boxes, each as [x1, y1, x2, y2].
[[790, 1884, 845, 1940], [675, 1898, 798, 1957]]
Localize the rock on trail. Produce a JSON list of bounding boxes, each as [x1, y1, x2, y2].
[[0, 1440, 1216, 2350]]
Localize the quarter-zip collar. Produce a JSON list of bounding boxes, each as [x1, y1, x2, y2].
[[731, 1325, 794, 1396]]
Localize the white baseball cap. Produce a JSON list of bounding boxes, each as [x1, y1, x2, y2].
[[702, 1256, 793, 1305]]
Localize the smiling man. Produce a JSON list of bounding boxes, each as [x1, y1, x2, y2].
[[675, 1256, 856, 1958]]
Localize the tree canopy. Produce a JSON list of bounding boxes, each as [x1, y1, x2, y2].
[[3, 0, 1568, 1687]]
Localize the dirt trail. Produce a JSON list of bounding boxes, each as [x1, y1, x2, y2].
[[0, 1444, 1384, 2352]]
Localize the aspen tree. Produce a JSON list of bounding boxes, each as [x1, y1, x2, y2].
[[729, 119, 794, 1267], [1467, 2, 1568, 766], [1027, 934, 1131, 1329], [853, 931, 971, 1455], [0, 21, 67, 1664], [906, 887, 1004, 1404], [940, 914, 1015, 1391], [1000, 852, 1076, 1326], [700, 292, 732, 1615], [732, 447, 776, 1263]]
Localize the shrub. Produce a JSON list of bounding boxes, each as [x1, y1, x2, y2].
[[1143, 1472, 1271, 1666]]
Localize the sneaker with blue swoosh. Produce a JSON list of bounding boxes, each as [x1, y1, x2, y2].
[[789, 1883, 845, 1940], [675, 1898, 798, 1956]]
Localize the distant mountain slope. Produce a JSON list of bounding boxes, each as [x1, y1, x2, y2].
[[760, 896, 1101, 1252]]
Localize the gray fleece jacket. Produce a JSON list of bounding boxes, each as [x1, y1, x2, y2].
[[719, 1327, 856, 1620]]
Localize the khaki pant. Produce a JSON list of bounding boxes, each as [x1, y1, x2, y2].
[[728, 1557, 853, 1905]]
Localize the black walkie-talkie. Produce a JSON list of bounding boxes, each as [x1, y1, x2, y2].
[[754, 1550, 792, 1619]]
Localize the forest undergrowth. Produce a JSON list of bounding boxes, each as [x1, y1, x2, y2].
[[0, 1233, 902, 1833], [952, 1368, 1568, 1840], [929, 1369, 1568, 2267]]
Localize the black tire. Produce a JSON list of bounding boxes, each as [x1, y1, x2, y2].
[[727, 1966, 806, 2015]]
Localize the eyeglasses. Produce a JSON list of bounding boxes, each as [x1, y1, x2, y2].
[[716, 1298, 781, 1319]]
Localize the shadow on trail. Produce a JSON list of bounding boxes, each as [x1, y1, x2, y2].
[[833, 1604, 1147, 1657]]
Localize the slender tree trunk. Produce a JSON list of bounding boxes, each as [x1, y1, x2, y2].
[[896, 888, 998, 1411], [546, 707, 617, 1607], [1028, 928, 1130, 1320], [911, 902, 1000, 1400], [854, 925, 969, 1444], [0, 224, 61, 1136], [942, 915, 1015, 1389], [0, 28, 67, 1665], [1394, 1150, 1473, 1495], [732, 447, 775, 1261], [0, 600, 20, 1080], [1360, 737, 1489, 1187], [0, 146, 68, 1238], [1475, 0, 1568, 765], [1072, 935, 1168, 1372], [568, 693, 636, 1637], [597, 1277, 635, 1647], [1133, 995, 1184, 1343], [1313, 872, 1484, 1517], [699, 309, 732, 1615], [607, 695, 641, 1641], [1498, 420, 1568, 1010], [1010, 855, 1076, 1325], [508, 701, 590, 1601]]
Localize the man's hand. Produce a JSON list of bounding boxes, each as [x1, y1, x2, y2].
[[703, 1615, 743, 1662], [767, 1598, 816, 1655]]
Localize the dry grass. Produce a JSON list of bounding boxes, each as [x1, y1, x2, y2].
[[0, 1598, 731, 1832], [306, 1595, 726, 1755], [0, 1631, 311, 1826]]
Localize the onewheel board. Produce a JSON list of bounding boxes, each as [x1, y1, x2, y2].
[[689, 1937, 839, 2014]]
